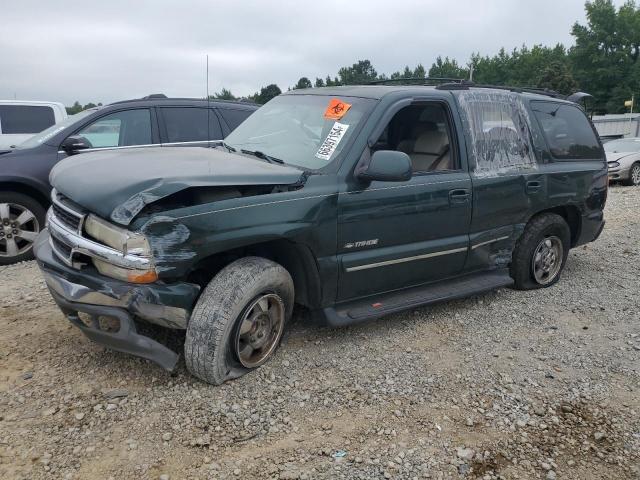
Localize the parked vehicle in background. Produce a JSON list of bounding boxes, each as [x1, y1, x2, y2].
[[0, 95, 257, 264], [0, 100, 67, 150], [34, 83, 608, 384], [604, 137, 640, 186]]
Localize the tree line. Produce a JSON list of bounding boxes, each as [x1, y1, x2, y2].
[[69, 0, 640, 114]]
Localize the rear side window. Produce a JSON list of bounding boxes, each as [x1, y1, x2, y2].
[[161, 107, 222, 142], [218, 108, 253, 131], [0, 105, 55, 134], [531, 102, 601, 160]]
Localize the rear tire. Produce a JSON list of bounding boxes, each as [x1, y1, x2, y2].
[[623, 162, 640, 186], [0, 192, 46, 265], [510, 213, 570, 290], [184, 256, 294, 385]]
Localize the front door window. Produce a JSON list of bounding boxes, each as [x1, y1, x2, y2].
[[75, 109, 152, 148]]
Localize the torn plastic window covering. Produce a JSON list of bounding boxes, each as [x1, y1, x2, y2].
[[455, 90, 537, 175]]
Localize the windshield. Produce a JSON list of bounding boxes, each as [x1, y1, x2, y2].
[[224, 94, 375, 170], [17, 109, 97, 149], [604, 138, 640, 153]]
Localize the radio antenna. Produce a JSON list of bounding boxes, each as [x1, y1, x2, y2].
[[206, 54, 211, 146]]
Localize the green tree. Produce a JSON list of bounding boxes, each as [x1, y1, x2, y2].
[[428, 56, 468, 79], [211, 88, 236, 100], [314, 77, 325, 87], [252, 84, 282, 104], [537, 61, 579, 94], [293, 77, 313, 89], [570, 0, 640, 112], [337, 59, 378, 85]]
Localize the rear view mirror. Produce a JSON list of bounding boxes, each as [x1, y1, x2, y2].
[[356, 150, 412, 182], [60, 135, 92, 153]]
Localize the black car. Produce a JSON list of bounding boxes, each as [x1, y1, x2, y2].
[[0, 95, 257, 264]]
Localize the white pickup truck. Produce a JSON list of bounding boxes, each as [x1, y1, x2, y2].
[[0, 100, 67, 149]]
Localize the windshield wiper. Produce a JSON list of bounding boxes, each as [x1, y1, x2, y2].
[[241, 149, 285, 165], [212, 140, 237, 153]]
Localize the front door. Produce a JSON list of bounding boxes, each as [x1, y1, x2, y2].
[[336, 100, 472, 301]]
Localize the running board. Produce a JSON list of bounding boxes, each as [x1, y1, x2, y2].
[[323, 269, 513, 327]]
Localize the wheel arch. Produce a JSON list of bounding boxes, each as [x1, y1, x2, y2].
[[186, 239, 323, 309], [0, 180, 50, 210], [529, 205, 581, 247]]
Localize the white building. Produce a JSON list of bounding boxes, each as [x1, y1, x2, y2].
[[592, 113, 640, 142]]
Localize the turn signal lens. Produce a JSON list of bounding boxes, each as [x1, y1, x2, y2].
[[93, 258, 157, 284]]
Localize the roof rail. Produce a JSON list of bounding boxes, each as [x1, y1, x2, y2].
[[367, 77, 470, 86], [142, 93, 168, 99], [364, 78, 572, 100]]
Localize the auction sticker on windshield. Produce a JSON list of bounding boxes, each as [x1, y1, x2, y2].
[[315, 122, 350, 161]]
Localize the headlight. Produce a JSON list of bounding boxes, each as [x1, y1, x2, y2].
[[84, 214, 157, 283], [84, 214, 151, 256], [608, 161, 620, 168]]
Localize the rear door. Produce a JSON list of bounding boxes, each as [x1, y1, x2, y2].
[[453, 90, 538, 273], [158, 106, 223, 147]]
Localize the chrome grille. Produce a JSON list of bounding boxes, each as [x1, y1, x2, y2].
[[52, 202, 81, 231]]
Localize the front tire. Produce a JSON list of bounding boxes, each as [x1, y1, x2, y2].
[[185, 257, 294, 385], [623, 162, 640, 186], [0, 192, 46, 265], [510, 213, 570, 290]]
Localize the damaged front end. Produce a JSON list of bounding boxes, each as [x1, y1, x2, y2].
[[34, 191, 200, 371], [36, 147, 310, 370]]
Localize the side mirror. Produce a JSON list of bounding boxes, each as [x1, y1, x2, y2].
[[356, 150, 412, 182], [60, 135, 92, 153]]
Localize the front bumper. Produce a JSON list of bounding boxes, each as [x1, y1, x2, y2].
[[34, 231, 200, 371], [608, 166, 631, 181]]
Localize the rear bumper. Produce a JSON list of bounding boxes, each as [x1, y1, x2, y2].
[[34, 230, 201, 371], [575, 211, 605, 246]]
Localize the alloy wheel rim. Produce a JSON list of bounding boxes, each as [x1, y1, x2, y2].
[[632, 165, 640, 185], [0, 203, 40, 258], [531, 235, 563, 285], [235, 293, 285, 368]]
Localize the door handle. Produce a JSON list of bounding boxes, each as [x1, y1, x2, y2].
[[449, 189, 470, 204], [526, 181, 541, 194]]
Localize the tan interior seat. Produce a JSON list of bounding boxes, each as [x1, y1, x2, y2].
[[410, 130, 450, 171]]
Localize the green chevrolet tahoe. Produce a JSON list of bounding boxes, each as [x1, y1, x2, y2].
[[34, 84, 607, 384]]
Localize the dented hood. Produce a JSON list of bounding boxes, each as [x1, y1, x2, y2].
[[50, 146, 304, 225]]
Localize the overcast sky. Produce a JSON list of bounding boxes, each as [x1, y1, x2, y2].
[[0, 0, 624, 106]]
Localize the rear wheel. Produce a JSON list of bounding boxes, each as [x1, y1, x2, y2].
[[184, 257, 294, 385], [0, 192, 46, 265], [510, 213, 570, 290], [623, 162, 640, 186]]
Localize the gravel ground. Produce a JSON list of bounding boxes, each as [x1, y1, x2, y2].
[[1, 185, 639, 480]]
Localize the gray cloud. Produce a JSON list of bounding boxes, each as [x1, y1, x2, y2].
[[0, 0, 622, 106]]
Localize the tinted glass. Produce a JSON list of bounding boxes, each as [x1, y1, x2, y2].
[[76, 109, 151, 148], [532, 102, 601, 159], [218, 108, 253, 131], [161, 107, 222, 142], [0, 105, 55, 134]]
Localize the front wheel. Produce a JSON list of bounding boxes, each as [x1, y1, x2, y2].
[[185, 257, 294, 385], [0, 192, 46, 265], [623, 162, 640, 186], [510, 213, 571, 290]]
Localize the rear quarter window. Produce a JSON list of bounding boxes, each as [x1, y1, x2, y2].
[[218, 108, 253, 131], [0, 105, 55, 134], [531, 102, 602, 160]]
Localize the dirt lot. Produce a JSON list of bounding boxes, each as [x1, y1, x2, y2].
[[1, 186, 639, 480]]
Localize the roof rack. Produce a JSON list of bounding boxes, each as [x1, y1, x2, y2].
[[368, 77, 471, 86], [367, 77, 567, 99]]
